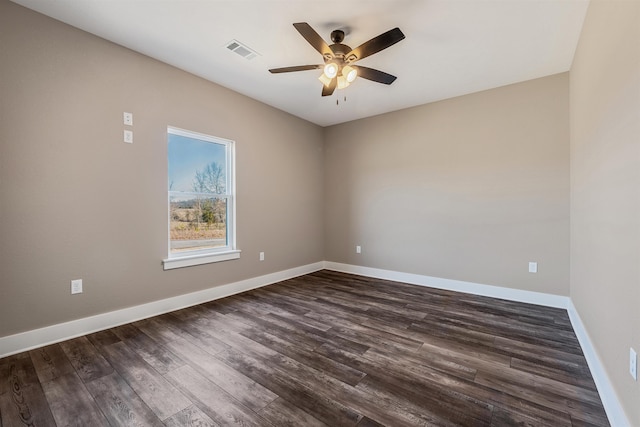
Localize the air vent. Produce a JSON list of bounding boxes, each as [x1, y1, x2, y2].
[[226, 39, 259, 60]]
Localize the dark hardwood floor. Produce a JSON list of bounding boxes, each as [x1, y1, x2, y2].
[[0, 270, 610, 426]]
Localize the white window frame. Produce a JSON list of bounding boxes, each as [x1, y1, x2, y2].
[[163, 126, 239, 270]]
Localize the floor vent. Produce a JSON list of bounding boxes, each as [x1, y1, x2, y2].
[[226, 39, 259, 60]]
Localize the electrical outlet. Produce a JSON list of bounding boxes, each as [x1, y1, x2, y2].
[[528, 262, 538, 273], [356, 245, 361, 254], [71, 279, 83, 295], [259, 252, 265, 261], [123, 112, 133, 126], [631, 348, 637, 380]]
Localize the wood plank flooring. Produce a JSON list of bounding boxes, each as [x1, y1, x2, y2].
[[0, 270, 610, 426]]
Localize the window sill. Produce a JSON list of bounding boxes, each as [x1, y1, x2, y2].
[[163, 250, 241, 270]]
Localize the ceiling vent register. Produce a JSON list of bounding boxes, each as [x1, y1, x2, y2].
[[226, 39, 259, 60]]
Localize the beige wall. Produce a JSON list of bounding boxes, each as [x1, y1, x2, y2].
[[570, 0, 640, 424], [324, 74, 570, 295], [0, 1, 325, 337]]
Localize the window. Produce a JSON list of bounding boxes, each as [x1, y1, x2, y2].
[[163, 127, 239, 270]]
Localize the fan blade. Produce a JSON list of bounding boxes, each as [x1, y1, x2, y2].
[[293, 22, 333, 57], [269, 65, 322, 73], [345, 27, 405, 63], [353, 66, 397, 85], [321, 77, 337, 97]]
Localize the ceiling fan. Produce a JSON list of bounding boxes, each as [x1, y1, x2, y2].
[[269, 22, 405, 97]]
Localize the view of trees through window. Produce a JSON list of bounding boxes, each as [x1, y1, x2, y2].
[[168, 129, 231, 254]]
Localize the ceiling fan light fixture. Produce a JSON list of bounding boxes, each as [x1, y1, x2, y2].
[[318, 73, 333, 86], [323, 62, 338, 79], [342, 65, 357, 83], [337, 75, 350, 90]]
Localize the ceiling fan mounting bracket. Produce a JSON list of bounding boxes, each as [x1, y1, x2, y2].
[[330, 29, 345, 43]]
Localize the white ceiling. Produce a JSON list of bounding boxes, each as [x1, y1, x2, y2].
[[11, 0, 589, 127]]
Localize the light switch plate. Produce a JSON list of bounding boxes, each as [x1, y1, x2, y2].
[[631, 348, 637, 380], [71, 279, 83, 294], [528, 262, 538, 273], [124, 130, 133, 143]]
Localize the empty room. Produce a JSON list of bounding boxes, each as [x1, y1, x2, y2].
[[0, 0, 638, 425]]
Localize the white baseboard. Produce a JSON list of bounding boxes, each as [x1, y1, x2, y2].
[[0, 262, 324, 358], [323, 261, 628, 427], [323, 261, 569, 308], [567, 300, 631, 427]]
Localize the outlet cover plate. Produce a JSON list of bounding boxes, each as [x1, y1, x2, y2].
[[631, 348, 637, 380]]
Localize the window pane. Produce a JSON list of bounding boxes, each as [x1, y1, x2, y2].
[[168, 133, 227, 194], [170, 194, 227, 253], [166, 127, 235, 264]]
